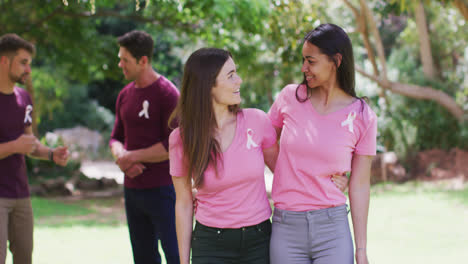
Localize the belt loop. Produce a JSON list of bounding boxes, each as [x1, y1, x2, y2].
[[327, 208, 333, 222]]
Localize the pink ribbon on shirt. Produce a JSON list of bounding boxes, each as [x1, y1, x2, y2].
[[246, 129, 259, 149], [24, 105, 33, 123], [341, 111, 356, 134], [138, 100, 150, 119]]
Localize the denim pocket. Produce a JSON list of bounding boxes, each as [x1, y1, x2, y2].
[[328, 206, 348, 224], [192, 222, 224, 241], [256, 220, 272, 237]]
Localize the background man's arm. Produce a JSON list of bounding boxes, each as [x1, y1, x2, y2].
[[24, 126, 69, 166], [0, 133, 35, 160]]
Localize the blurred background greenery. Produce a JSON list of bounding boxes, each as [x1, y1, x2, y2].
[[3, 0, 467, 153], [2, 0, 468, 263], [3, 0, 467, 167]]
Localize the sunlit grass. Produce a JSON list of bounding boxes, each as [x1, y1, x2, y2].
[[5, 182, 468, 264], [364, 181, 468, 264]]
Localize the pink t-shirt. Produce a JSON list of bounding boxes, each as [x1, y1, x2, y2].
[[268, 84, 377, 211], [169, 108, 276, 228]]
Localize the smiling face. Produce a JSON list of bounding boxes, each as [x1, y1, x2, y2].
[[301, 42, 337, 89], [211, 57, 242, 108], [118, 47, 143, 81], [6, 49, 32, 84]]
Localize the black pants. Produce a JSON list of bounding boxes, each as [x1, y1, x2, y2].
[[124, 186, 180, 264], [191, 219, 271, 264]]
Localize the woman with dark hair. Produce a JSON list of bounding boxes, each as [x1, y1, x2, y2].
[[168, 48, 278, 264], [268, 24, 377, 264]]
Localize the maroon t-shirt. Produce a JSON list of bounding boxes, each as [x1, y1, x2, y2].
[[110, 76, 179, 189], [0, 87, 33, 198]]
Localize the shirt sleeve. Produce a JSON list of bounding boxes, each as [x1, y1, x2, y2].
[[261, 112, 277, 149], [268, 86, 286, 128], [355, 107, 377, 156], [169, 129, 188, 177], [109, 92, 125, 147], [159, 82, 180, 151]]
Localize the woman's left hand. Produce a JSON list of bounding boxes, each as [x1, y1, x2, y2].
[[331, 173, 349, 192]]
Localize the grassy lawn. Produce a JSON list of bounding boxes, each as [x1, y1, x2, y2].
[[5, 181, 468, 264], [365, 181, 468, 264]]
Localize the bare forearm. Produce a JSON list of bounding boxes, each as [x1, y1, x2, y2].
[[29, 140, 50, 160], [110, 141, 126, 159], [176, 199, 194, 264], [263, 143, 279, 172], [131, 142, 168, 163], [0, 141, 16, 160], [349, 183, 370, 249]]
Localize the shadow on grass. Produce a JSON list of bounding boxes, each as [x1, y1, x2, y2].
[[32, 196, 127, 228]]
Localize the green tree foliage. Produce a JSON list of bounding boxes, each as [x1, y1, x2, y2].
[[351, 0, 468, 153], [1, 0, 271, 130], [1, 0, 467, 156]]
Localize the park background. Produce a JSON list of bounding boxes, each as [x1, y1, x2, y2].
[[2, 0, 468, 263]]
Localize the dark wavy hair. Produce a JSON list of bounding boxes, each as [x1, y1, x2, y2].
[[0, 34, 35, 58], [296, 23, 356, 102], [169, 48, 239, 188], [117, 30, 153, 62]]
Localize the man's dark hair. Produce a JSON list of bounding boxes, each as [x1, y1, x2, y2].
[[0, 33, 36, 58], [117, 30, 154, 62]]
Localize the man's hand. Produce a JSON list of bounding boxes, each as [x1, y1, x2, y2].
[[15, 134, 37, 155], [52, 146, 69, 166], [113, 148, 146, 178], [125, 163, 146, 178], [116, 151, 136, 172]]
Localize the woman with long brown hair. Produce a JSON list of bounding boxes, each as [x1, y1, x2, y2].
[[168, 48, 278, 264]]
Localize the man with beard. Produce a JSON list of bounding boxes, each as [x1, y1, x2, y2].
[[0, 34, 69, 264], [109, 30, 180, 264]]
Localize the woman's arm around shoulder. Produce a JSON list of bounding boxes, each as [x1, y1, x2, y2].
[[172, 175, 194, 264]]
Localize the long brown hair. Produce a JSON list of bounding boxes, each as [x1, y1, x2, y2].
[[169, 48, 239, 188]]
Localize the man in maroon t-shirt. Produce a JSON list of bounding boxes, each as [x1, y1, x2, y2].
[[109, 30, 180, 264], [0, 34, 69, 263]]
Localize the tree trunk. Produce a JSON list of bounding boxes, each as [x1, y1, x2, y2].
[[356, 67, 465, 121], [453, 0, 468, 21], [359, 0, 388, 81], [343, 0, 379, 75], [414, 0, 437, 79], [347, 0, 466, 122]]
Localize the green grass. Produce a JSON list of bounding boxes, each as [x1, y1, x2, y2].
[[364, 182, 468, 264], [5, 181, 468, 264]]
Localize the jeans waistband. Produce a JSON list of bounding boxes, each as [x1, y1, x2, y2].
[[196, 219, 271, 232], [274, 204, 348, 216]]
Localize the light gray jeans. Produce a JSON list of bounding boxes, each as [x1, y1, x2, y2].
[[270, 205, 353, 264]]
